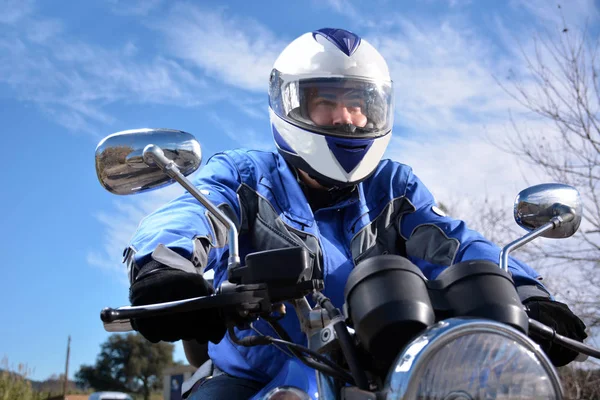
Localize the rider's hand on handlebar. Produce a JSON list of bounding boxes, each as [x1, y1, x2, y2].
[[524, 297, 588, 367], [129, 259, 227, 344]]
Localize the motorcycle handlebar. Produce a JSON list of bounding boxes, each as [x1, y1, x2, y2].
[[98, 292, 600, 363], [100, 290, 266, 326], [529, 318, 600, 360], [100, 295, 229, 333]]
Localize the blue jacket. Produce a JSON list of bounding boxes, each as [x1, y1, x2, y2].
[[125, 148, 551, 383]]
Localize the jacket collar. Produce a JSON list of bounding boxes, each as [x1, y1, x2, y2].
[[261, 153, 360, 226]]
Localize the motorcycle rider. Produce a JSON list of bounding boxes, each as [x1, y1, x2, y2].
[[124, 28, 587, 399]]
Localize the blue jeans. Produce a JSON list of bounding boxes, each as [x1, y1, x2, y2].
[[186, 371, 264, 399]]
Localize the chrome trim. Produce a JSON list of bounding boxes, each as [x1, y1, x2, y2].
[[95, 128, 202, 195], [95, 128, 241, 270], [499, 183, 582, 272], [142, 144, 240, 269], [263, 385, 311, 400], [384, 318, 563, 399], [514, 183, 582, 238], [499, 220, 557, 272]]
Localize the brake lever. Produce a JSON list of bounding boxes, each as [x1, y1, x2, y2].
[[100, 283, 270, 332]]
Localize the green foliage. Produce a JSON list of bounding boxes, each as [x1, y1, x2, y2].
[[0, 357, 43, 400], [75, 332, 174, 400]]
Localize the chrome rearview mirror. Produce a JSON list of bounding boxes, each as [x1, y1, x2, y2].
[[95, 128, 241, 334], [514, 183, 582, 239], [499, 183, 583, 272], [95, 127, 240, 272], [95, 128, 202, 195]]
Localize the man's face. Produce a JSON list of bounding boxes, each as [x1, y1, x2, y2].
[[306, 87, 368, 128]]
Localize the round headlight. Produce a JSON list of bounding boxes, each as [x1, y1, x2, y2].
[[263, 385, 311, 400], [384, 318, 563, 399]]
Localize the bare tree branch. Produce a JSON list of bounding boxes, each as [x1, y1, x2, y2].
[[487, 7, 600, 395]]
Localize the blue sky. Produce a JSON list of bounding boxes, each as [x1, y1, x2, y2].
[[1, 0, 598, 381]]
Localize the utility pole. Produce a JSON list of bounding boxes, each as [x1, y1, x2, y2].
[[62, 335, 71, 400]]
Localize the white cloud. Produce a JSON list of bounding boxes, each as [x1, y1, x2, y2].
[[368, 17, 528, 137], [207, 112, 274, 152], [386, 134, 525, 207], [0, 0, 35, 24], [0, 9, 219, 135], [229, 95, 270, 121], [107, 0, 163, 16], [26, 18, 63, 43], [447, 0, 472, 7], [1, 1, 285, 137], [319, 0, 362, 20], [154, 4, 288, 92], [510, 0, 600, 31], [88, 182, 188, 283]]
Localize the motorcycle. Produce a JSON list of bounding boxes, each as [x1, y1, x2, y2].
[[94, 128, 600, 400]]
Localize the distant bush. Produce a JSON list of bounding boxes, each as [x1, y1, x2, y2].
[[0, 357, 43, 400]]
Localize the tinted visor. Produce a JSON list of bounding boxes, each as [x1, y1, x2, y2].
[[269, 70, 394, 138]]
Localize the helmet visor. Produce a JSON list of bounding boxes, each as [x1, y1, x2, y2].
[[269, 70, 394, 139]]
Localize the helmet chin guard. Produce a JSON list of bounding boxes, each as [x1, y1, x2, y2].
[[271, 109, 392, 188], [268, 28, 394, 187]]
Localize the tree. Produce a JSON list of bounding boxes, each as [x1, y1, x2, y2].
[[76, 333, 175, 400], [491, 4, 600, 327], [480, 5, 600, 397], [559, 367, 600, 399]]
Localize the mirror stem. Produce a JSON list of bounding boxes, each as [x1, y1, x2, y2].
[[143, 144, 240, 270], [499, 214, 574, 272]]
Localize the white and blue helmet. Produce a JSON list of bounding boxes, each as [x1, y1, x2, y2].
[[269, 28, 394, 187]]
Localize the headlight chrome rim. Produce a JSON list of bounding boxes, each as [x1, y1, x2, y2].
[[384, 317, 563, 399], [263, 385, 311, 400]]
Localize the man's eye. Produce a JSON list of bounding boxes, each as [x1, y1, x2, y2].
[[316, 99, 335, 107]]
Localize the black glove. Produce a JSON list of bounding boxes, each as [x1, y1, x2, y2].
[[129, 259, 226, 344], [524, 297, 588, 367]]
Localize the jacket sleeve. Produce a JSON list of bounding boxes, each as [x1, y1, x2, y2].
[[123, 151, 244, 285], [399, 167, 553, 302]]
